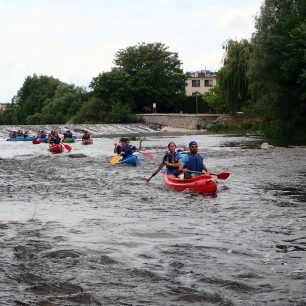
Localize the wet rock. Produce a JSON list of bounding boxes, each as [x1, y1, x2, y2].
[[260, 142, 274, 149], [68, 153, 87, 158]]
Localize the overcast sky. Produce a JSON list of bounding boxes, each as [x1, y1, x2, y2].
[[0, 0, 263, 103]]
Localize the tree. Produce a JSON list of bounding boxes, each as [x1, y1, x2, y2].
[[0, 103, 18, 124], [203, 85, 226, 113], [72, 96, 137, 124], [90, 68, 134, 108], [90, 42, 186, 113], [248, 0, 306, 141], [15, 74, 62, 123], [5, 74, 88, 124], [218, 39, 252, 114]]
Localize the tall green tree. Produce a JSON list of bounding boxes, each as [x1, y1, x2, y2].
[[72, 96, 136, 124], [8, 74, 88, 124], [15, 74, 62, 123], [90, 42, 186, 113], [90, 68, 133, 107], [203, 85, 226, 113], [0, 103, 19, 124], [249, 0, 306, 141], [218, 39, 252, 114]]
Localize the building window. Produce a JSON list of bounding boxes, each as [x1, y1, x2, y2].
[[192, 80, 200, 87], [204, 79, 213, 87]]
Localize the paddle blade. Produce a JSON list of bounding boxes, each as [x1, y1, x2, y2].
[[32, 139, 40, 144], [215, 172, 230, 180], [141, 152, 153, 159], [64, 144, 72, 152], [110, 155, 121, 165]]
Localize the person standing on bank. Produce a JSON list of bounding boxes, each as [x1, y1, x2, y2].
[[179, 141, 210, 179]]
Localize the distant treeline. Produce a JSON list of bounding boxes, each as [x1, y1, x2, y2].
[[0, 42, 207, 126], [1, 0, 305, 143]]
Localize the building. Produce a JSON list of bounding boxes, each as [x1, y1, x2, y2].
[[0, 103, 8, 115], [185, 70, 217, 96]]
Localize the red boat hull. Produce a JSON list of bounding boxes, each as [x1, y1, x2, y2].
[[82, 140, 93, 145], [49, 144, 64, 154], [163, 174, 217, 194]]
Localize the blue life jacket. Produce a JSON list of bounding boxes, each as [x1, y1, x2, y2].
[[184, 153, 204, 178], [163, 152, 182, 176], [122, 145, 134, 158]]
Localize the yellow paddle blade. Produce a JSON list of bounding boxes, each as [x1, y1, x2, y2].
[[110, 155, 121, 165]]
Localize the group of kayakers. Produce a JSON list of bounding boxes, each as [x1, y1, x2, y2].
[[113, 137, 210, 179], [7, 129, 210, 179], [8, 130, 29, 138], [114, 137, 142, 160], [49, 130, 93, 145], [7, 129, 93, 147], [150, 140, 210, 180]]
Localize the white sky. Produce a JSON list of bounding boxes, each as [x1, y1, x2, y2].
[[0, 0, 263, 103]]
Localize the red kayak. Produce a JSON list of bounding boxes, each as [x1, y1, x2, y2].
[[49, 144, 64, 154], [81, 139, 93, 145], [163, 174, 217, 194]]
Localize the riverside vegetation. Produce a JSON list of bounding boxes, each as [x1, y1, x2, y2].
[[1, 0, 305, 144]]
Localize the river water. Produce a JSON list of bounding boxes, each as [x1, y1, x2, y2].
[[0, 127, 305, 305]]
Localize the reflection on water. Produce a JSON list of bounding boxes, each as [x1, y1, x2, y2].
[[0, 132, 306, 305]]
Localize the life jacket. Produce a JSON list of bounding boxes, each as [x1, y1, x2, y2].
[[64, 132, 72, 138], [122, 145, 134, 157], [82, 134, 90, 140], [52, 136, 61, 144], [185, 153, 204, 173], [163, 152, 182, 176]]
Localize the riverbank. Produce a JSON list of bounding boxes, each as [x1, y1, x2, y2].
[[0, 115, 263, 140]]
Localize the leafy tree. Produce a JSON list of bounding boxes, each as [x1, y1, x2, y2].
[[248, 0, 306, 141], [15, 74, 62, 123], [0, 103, 19, 124], [219, 39, 252, 114], [3, 74, 88, 124], [72, 97, 137, 124], [90, 68, 134, 108], [41, 83, 87, 123], [91, 42, 186, 113], [203, 84, 226, 113]]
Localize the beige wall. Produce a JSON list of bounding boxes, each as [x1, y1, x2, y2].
[[138, 113, 220, 129], [185, 76, 217, 96]]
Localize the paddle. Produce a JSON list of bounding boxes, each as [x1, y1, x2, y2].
[[145, 163, 165, 183], [186, 171, 230, 180], [32, 139, 40, 144], [110, 155, 121, 165], [139, 151, 153, 159], [212, 172, 230, 180], [63, 144, 72, 152]]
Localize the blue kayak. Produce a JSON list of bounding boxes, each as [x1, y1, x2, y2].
[[38, 137, 48, 143], [119, 155, 139, 166], [7, 136, 36, 141]]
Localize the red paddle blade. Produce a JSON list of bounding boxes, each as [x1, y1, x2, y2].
[[216, 172, 230, 180], [142, 152, 153, 159], [32, 139, 40, 144], [64, 144, 72, 151]]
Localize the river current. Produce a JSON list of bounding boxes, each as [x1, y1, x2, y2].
[[0, 125, 305, 305]]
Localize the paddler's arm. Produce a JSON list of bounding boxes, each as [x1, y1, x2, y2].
[[203, 162, 210, 175]]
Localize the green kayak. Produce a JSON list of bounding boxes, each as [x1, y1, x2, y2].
[[63, 138, 75, 143]]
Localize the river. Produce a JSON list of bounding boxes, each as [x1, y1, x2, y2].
[[0, 127, 305, 305]]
